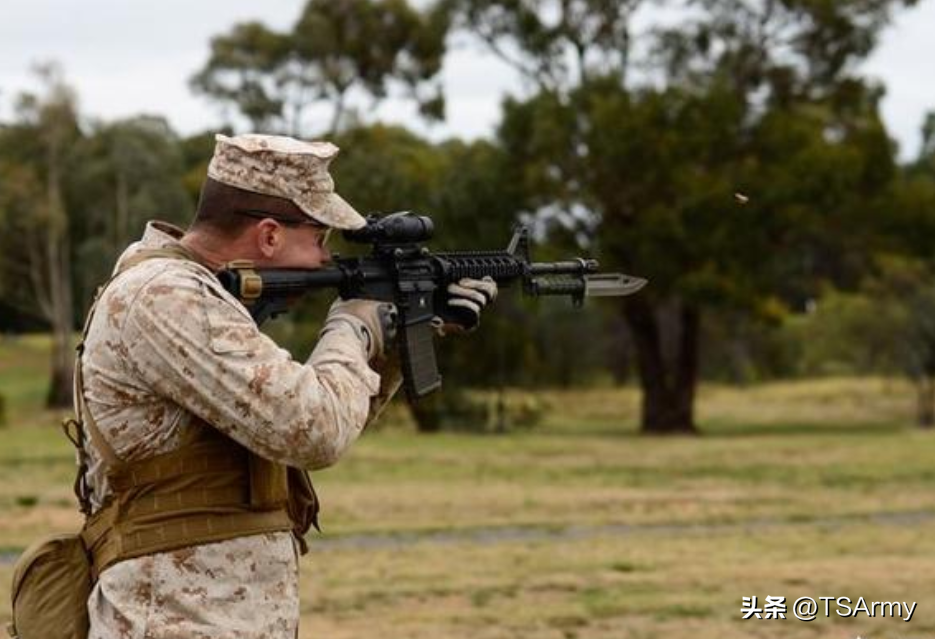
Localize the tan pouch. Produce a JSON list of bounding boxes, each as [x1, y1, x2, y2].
[[9, 533, 92, 639]]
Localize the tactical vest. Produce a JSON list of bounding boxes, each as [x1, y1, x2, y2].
[[67, 245, 319, 578]]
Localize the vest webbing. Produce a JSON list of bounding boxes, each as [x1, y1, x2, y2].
[[70, 245, 318, 578]]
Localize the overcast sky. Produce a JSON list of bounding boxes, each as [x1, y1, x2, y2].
[[1, 0, 934, 160]]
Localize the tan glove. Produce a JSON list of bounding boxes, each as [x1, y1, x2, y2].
[[432, 276, 498, 337], [324, 298, 398, 358]]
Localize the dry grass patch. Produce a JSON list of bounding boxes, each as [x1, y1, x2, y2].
[[295, 519, 935, 639], [2, 374, 934, 637]]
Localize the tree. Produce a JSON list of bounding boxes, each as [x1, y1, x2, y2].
[[850, 108, 935, 426], [71, 117, 193, 303], [450, 0, 915, 433], [0, 63, 82, 407], [191, 0, 449, 136], [789, 259, 935, 427]]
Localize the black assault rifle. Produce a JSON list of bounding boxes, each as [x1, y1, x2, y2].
[[217, 212, 646, 401]]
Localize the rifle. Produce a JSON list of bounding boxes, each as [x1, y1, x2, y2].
[[217, 212, 646, 400]]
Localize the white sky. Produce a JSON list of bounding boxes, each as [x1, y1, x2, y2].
[[1, 0, 933, 160]]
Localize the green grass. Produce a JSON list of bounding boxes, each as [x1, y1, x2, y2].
[[2, 336, 935, 637], [0, 334, 65, 429]]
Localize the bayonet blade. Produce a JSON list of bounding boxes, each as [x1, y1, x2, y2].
[[584, 273, 648, 297]]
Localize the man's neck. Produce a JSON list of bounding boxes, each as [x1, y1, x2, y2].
[[180, 231, 253, 272]]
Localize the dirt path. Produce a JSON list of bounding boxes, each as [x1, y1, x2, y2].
[[3, 509, 931, 565], [299, 508, 935, 551]]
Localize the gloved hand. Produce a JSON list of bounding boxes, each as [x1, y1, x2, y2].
[[324, 298, 398, 358], [432, 276, 498, 336]]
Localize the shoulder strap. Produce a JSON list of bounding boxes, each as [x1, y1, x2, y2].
[[73, 245, 199, 472]]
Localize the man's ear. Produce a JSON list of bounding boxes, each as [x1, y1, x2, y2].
[[256, 219, 282, 258]]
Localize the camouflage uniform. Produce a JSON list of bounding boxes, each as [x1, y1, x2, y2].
[[82, 220, 386, 639]]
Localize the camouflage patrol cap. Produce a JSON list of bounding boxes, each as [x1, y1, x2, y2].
[[207, 133, 366, 230]]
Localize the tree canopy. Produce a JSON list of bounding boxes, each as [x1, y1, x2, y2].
[[448, 0, 918, 432], [2, 1, 933, 432], [191, 0, 448, 136]]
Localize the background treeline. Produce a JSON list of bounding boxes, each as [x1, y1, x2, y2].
[[3, 0, 935, 434]]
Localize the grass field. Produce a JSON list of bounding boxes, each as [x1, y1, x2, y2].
[[2, 334, 935, 638]]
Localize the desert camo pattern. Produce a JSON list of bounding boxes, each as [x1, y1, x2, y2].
[[80, 220, 389, 638], [88, 532, 299, 639], [208, 133, 366, 230]]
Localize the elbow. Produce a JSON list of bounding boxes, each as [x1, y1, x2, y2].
[[287, 402, 368, 470], [275, 369, 374, 469], [303, 437, 345, 470], [273, 420, 347, 470]]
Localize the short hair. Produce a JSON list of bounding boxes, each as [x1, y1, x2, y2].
[[191, 178, 310, 238]]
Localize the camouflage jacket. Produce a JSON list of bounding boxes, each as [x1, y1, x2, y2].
[[81, 221, 391, 638]]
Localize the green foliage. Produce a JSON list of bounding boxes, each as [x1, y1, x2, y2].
[[498, 76, 895, 311], [331, 123, 442, 213], [452, 0, 915, 432], [70, 116, 193, 308], [1, 2, 932, 419], [446, 0, 642, 89], [0, 69, 81, 314], [407, 388, 546, 432], [190, 22, 291, 131], [191, 0, 449, 135], [787, 290, 907, 377], [0, 74, 192, 325], [178, 128, 228, 201], [493, 73, 900, 430], [789, 258, 935, 381], [0, 64, 84, 406], [698, 309, 799, 383]]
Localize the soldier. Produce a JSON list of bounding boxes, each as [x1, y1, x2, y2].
[[74, 133, 497, 638]]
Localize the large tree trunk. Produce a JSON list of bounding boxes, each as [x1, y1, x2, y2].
[[624, 295, 699, 435]]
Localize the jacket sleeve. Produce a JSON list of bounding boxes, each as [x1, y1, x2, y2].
[[122, 270, 381, 470]]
